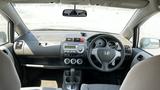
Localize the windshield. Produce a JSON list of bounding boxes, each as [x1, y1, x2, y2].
[[14, 3, 136, 33]]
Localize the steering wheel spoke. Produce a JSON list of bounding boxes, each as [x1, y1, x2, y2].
[[109, 50, 121, 66], [101, 62, 109, 71], [91, 48, 102, 63]]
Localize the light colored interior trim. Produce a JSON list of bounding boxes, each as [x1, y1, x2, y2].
[[121, 0, 159, 39], [0, 1, 29, 36]]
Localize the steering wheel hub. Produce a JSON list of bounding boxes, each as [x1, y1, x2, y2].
[[97, 48, 115, 62]]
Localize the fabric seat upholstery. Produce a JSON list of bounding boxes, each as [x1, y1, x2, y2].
[[81, 84, 120, 90], [0, 50, 59, 90], [21, 87, 62, 90], [81, 55, 160, 90], [120, 55, 160, 90]]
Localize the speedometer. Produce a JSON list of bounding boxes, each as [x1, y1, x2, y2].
[[95, 39, 106, 47]]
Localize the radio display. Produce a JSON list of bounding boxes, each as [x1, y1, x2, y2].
[[64, 45, 76, 49]]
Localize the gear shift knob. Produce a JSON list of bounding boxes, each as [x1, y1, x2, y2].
[[71, 68, 75, 75]]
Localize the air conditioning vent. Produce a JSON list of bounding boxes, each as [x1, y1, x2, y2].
[[124, 45, 132, 55], [15, 41, 23, 49]]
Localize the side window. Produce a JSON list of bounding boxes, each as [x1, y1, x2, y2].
[[0, 13, 8, 45], [139, 12, 160, 55]]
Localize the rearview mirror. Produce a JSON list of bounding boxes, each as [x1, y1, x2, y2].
[[63, 9, 87, 17], [140, 38, 160, 49]]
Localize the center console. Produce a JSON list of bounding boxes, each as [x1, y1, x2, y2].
[[63, 68, 81, 90], [62, 38, 85, 90]]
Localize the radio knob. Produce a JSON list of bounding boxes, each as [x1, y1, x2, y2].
[[71, 58, 77, 64], [64, 58, 70, 64], [77, 59, 83, 65], [79, 49, 83, 52]]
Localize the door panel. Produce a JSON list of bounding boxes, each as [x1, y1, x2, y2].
[[131, 48, 152, 68]]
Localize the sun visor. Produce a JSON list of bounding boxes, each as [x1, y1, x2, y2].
[[11, 0, 149, 8], [60, 0, 149, 8], [10, 0, 60, 3], [60, 0, 90, 5], [90, 0, 149, 9], [110, 0, 148, 8]]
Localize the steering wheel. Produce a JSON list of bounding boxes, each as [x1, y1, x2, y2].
[[87, 34, 125, 72]]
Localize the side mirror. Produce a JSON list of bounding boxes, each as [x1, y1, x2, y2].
[[63, 9, 87, 17], [140, 38, 160, 49]]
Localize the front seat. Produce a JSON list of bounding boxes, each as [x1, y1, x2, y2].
[[81, 84, 120, 90], [81, 55, 160, 90], [0, 50, 60, 90]]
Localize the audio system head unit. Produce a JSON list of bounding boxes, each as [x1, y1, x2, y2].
[[63, 42, 86, 55]]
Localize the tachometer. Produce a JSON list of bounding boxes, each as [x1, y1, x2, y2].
[[108, 41, 118, 49]]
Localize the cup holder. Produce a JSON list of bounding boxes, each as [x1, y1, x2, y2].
[[74, 77, 80, 83], [64, 70, 81, 77], [65, 77, 71, 83], [65, 76, 80, 83]]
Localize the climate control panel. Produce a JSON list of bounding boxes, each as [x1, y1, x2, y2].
[[64, 58, 83, 65]]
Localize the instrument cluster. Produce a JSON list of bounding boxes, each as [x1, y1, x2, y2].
[[94, 38, 120, 50]]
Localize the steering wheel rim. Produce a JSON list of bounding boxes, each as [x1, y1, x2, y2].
[[87, 34, 125, 72]]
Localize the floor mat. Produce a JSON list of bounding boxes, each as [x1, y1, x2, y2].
[[41, 80, 58, 88]]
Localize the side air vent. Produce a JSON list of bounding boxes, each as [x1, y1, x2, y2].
[[15, 41, 23, 49], [14, 40, 24, 55], [124, 45, 132, 55]]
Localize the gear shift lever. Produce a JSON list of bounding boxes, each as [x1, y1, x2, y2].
[[63, 68, 81, 90], [70, 68, 75, 82]]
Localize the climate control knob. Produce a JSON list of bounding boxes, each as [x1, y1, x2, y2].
[[77, 45, 85, 53], [77, 59, 83, 65], [71, 58, 77, 64], [64, 58, 71, 64]]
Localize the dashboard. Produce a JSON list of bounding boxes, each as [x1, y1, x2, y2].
[[14, 30, 132, 69]]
